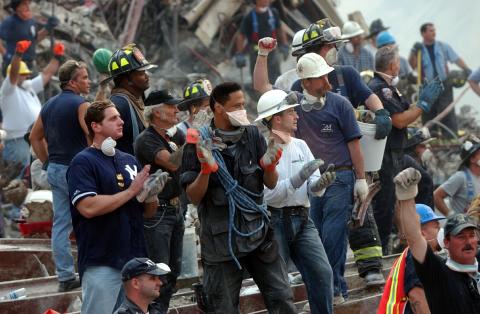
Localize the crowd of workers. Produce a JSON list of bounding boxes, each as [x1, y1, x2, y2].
[[0, 0, 479, 313]]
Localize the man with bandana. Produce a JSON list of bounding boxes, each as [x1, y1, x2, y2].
[[67, 100, 163, 314], [368, 46, 443, 254], [180, 82, 297, 313], [394, 167, 480, 314], [103, 44, 157, 155], [134, 90, 185, 313]]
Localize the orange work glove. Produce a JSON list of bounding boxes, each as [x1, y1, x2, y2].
[[15, 40, 31, 54], [197, 141, 218, 175], [259, 138, 283, 172], [186, 128, 200, 144], [53, 42, 65, 56]]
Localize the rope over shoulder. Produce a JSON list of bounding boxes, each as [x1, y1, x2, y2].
[[199, 126, 270, 269]]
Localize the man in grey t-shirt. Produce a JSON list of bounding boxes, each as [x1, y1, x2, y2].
[[434, 142, 480, 215]]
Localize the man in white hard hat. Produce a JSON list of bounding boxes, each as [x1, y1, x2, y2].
[[257, 51, 368, 303], [273, 29, 305, 91], [337, 21, 374, 72], [254, 21, 388, 291], [256, 89, 336, 313]]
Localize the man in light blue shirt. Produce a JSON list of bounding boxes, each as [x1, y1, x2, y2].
[[409, 22, 471, 134]]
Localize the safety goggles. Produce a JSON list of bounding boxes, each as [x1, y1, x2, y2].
[[300, 100, 324, 112], [322, 26, 342, 42]]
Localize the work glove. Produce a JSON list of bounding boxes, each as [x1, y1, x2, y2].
[[278, 43, 289, 60], [411, 42, 423, 54], [197, 140, 218, 174], [290, 159, 324, 189], [136, 169, 170, 203], [354, 178, 369, 203], [417, 78, 443, 112], [373, 108, 392, 139], [393, 167, 422, 201], [258, 37, 277, 56], [234, 53, 247, 68], [53, 42, 65, 56], [45, 16, 60, 32], [311, 164, 336, 193], [260, 138, 283, 172], [15, 40, 31, 54]]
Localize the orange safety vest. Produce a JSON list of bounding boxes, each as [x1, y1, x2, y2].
[[377, 248, 409, 314]]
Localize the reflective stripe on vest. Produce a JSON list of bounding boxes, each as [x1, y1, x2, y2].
[[377, 248, 409, 314], [353, 245, 383, 261]]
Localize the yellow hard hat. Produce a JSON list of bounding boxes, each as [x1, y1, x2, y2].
[[6, 61, 32, 76]]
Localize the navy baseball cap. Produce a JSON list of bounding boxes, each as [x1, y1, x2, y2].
[[444, 213, 478, 237], [415, 204, 445, 225], [121, 257, 171, 281]]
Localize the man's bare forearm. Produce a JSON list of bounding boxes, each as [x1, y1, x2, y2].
[[397, 199, 428, 263]]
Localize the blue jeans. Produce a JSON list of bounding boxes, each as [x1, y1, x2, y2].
[[270, 209, 333, 314], [81, 266, 124, 314], [309, 170, 354, 298], [3, 137, 30, 176], [47, 162, 76, 282], [143, 205, 185, 313]]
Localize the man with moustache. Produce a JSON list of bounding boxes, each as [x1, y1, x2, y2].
[[134, 90, 185, 313]]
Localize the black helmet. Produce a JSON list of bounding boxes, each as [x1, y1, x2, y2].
[[459, 140, 480, 169], [368, 19, 389, 38], [447, 70, 468, 88], [9, 0, 22, 10], [103, 43, 156, 83], [405, 127, 434, 150], [178, 79, 212, 111], [302, 18, 343, 49]]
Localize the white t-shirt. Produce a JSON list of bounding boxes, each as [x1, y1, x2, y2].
[[264, 137, 322, 208], [0, 75, 43, 139]]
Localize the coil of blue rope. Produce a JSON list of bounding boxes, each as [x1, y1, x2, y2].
[[200, 127, 270, 269]]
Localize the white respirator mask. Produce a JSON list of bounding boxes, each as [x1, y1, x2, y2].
[[101, 137, 116, 156]]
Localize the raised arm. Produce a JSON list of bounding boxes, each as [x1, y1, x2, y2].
[[253, 38, 277, 94], [394, 168, 428, 263]]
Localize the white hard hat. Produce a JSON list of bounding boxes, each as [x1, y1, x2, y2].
[[342, 21, 364, 39], [255, 90, 300, 122], [291, 29, 306, 57], [296, 53, 334, 79]]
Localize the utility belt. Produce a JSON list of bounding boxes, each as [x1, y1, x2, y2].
[[158, 196, 180, 208], [269, 205, 308, 217], [334, 165, 352, 171]]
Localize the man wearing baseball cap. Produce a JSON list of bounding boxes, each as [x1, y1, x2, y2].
[[393, 167, 480, 314], [378, 204, 445, 314], [115, 258, 171, 314]]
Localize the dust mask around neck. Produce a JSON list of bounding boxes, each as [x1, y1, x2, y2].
[[476, 160, 480, 167], [101, 137, 116, 156], [226, 109, 250, 127], [166, 125, 177, 138], [345, 42, 354, 54], [257, 6, 268, 13]]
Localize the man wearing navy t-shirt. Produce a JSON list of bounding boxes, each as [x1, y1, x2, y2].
[[67, 101, 158, 314], [29, 60, 90, 293]]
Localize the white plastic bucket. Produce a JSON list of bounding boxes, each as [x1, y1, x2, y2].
[[357, 121, 387, 172]]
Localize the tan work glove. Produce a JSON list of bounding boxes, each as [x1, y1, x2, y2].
[[393, 168, 422, 201]]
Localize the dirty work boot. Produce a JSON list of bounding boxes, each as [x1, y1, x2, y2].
[[58, 278, 81, 292], [364, 271, 386, 287]]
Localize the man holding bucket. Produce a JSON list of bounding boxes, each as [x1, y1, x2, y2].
[[369, 45, 443, 254]]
